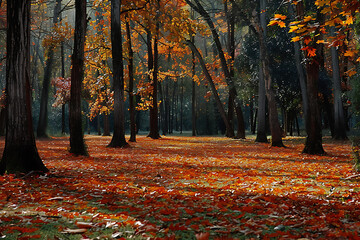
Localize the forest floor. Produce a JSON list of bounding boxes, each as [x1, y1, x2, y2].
[[0, 135, 359, 239]]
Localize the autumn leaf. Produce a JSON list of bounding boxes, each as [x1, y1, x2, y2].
[[303, 36, 312, 45], [274, 14, 287, 20], [291, 36, 301, 42], [195, 232, 210, 240], [344, 50, 357, 58]]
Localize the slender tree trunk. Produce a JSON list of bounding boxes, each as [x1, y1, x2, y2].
[[108, 0, 128, 147], [97, 115, 101, 135], [302, 9, 325, 155], [180, 79, 184, 134], [289, 4, 308, 125], [257, 0, 284, 147], [303, 61, 324, 154], [148, 1, 161, 139], [331, 28, 347, 140], [60, 6, 67, 135], [102, 114, 109, 136], [186, 0, 245, 138], [126, 19, 136, 142], [0, 108, 5, 136], [186, 40, 232, 133], [1, 0, 48, 174], [37, 0, 62, 138], [256, 65, 268, 142], [191, 20, 197, 136], [235, 99, 245, 139], [69, 0, 87, 155]]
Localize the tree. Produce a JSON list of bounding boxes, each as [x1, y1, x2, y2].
[[69, 0, 88, 155], [0, 0, 48, 174], [331, 36, 347, 140], [186, 0, 245, 138], [108, 0, 128, 147], [256, 0, 284, 147], [125, 17, 137, 142], [37, 0, 62, 138], [186, 40, 232, 133], [147, 0, 161, 139]]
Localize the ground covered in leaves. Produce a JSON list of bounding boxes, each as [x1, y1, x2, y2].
[[0, 135, 359, 239]]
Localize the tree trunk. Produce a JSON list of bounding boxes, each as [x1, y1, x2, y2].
[[186, 40, 232, 134], [69, 0, 87, 155], [303, 61, 325, 154], [147, 1, 161, 139], [0, 107, 5, 136], [258, 0, 284, 147], [186, 0, 246, 138], [180, 79, 184, 134], [102, 114, 110, 136], [302, 9, 325, 155], [191, 42, 197, 136], [331, 28, 347, 140], [126, 19, 136, 142], [0, 0, 48, 174], [97, 115, 101, 135], [235, 100, 245, 139], [289, 4, 308, 126], [108, 0, 128, 148], [256, 65, 268, 142], [37, 0, 62, 138], [61, 7, 67, 135]]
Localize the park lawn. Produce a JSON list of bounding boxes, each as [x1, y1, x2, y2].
[[0, 135, 359, 239]]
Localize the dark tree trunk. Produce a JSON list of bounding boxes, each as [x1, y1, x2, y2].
[[191, 39, 197, 136], [103, 114, 110, 136], [235, 100, 245, 139], [69, 0, 87, 155], [97, 115, 101, 135], [108, 0, 128, 147], [37, 0, 62, 138], [126, 19, 136, 142], [0, 0, 48, 174], [147, 1, 161, 139], [180, 79, 184, 134], [256, 65, 268, 142], [0, 107, 5, 136], [303, 61, 325, 154], [258, 0, 284, 147], [186, 0, 246, 138], [331, 28, 347, 140], [186, 40, 232, 134], [302, 9, 325, 155], [61, 9, 67, 135], [255, 0, 268, 143], [289, 4, 308, 126]]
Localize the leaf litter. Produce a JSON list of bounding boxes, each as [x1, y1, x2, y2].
[[0, 135, 359, 239]]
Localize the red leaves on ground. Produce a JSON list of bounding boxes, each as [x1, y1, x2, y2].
[[0, 135, 359, 239]]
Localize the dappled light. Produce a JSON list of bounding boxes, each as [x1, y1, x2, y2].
[[1, 136, 359, 239]]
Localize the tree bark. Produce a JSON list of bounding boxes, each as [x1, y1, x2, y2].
[[69, 0, 87, 155], [289, 4, 308, 125], [186, 40, 232, 134], [37, 0, 62, 138], [331, 28, 347, 140], [191, 40, 197, 136], [126, 19, 136, 142], [0, 0, 48, 174], [257, 0, 284, 147], [103, 114, 110, 136], [108, 0, 128, 147], [186, 0, 247, 138], [147, 0, 161, 139], [302, 9, 325, 155]]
